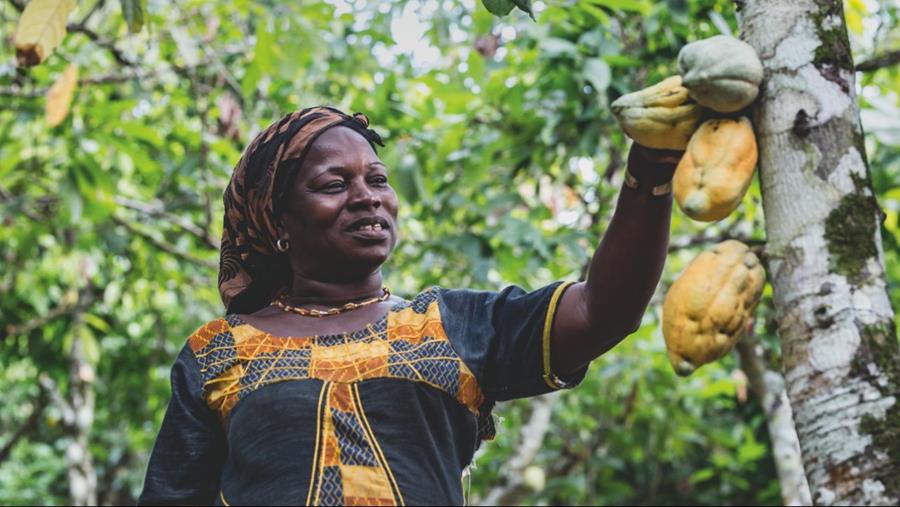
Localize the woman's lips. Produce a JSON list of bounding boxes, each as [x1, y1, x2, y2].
[[346, 223, 389, 240]]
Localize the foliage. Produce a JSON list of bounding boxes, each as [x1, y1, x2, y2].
[[0, 0, 897, 504]]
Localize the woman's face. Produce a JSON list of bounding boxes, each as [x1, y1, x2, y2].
[[280, 126, 399, 282]]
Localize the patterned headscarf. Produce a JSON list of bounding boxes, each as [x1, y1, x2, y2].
[[218, 106, 385, 314]]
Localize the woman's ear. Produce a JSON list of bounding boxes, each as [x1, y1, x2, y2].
[[275, 214, 290, 240]]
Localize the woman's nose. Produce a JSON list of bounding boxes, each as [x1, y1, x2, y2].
[[349, 180, 381, 209]]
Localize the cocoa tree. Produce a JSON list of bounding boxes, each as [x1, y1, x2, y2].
[[739, 0, 899, 503]]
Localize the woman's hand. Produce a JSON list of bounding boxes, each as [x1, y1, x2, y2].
[[627, 144, 683, 184]]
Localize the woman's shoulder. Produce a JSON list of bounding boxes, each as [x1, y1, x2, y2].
[[184, 315, 245, 355]]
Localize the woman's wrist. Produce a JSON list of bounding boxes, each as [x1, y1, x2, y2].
[[623, 144, 682, 195]]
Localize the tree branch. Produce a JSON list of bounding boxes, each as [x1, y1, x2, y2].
[[0, 71, 153, 99], [2, 286, 94, 340], [478, 392, 561, 506], [667, 233, 765, 253], [194, 82, 215, 235], [735, 333, 812, 506], [114, 196, 220, 249], [38, 373, 74, 426], [66, 22, 138, 67], [0, 183, 48, 222], [856, 49, 900, 72], [112, 215, 217, 269], [0, 383, 49, 465], [76, 0, 105, 28]]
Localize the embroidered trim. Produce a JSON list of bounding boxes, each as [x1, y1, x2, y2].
[[312, 382, 335, 506], [187, 289, 485, 425], [353, 384, 404, 505], [307, 382, 329, 506], [307, 382, 401, 506], [541, 281, 576, 390]]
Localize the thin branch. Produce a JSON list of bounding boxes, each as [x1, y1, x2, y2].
[[2, 287, 94, 339], [66, 22, 138, 67], [479, 392, 561, 506], [0, 383, 48, 464], [80, 71, 154, 85], [735, 333, 812, 506], [856, 49, 900, 72], [667, 233, 765, 253], [38, 373, 74, 425], [112, 215, 217, 269], [195, 83, 215, 235], [76, 0, 105, 27], [0, 71, 153, 99], [114, 196, 220, 249]]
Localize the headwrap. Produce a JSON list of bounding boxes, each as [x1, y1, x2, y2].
[[218, 106, 385, 314]]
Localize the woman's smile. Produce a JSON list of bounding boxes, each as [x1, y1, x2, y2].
[[345, 219, 390, 241]]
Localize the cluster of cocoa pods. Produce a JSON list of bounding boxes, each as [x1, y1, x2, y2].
[[611, 35, 767, 376]]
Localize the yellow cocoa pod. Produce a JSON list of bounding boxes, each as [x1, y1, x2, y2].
[[662, 240, 765, 376], [674, 117, 758, 222], [610, 76, 702, 150], [677, 35, 763, 113]]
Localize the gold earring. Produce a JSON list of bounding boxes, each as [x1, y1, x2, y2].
[[276, 239, 290, 252]]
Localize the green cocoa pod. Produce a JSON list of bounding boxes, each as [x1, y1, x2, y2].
[[677, 35, 763, 113]]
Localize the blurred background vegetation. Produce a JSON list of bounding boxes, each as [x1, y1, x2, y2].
[[1, 0, 897, 504]]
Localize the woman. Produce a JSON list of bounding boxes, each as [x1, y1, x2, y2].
[[139, 106, 679, 506]]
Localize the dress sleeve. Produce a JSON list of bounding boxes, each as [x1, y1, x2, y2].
[[138, 344, 226, 506], [437, 281, 589, 402]]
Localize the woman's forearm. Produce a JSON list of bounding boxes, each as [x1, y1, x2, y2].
[[583, 147, 675, 348], [552, 145, 678, 374]]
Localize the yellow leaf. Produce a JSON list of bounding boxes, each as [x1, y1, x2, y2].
[[46, 64, 78, 127], [14, 0, 77, 67], [845, 0, 867, 34]]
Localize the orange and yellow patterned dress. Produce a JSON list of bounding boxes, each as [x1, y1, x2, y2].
[[139, 283, 585, 506]]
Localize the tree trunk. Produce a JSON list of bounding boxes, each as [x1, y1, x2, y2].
[[738, 1, 900, 504], [477, 392, 560, 505], [66, 315, 98, 506], [736, 337, 812, 506]]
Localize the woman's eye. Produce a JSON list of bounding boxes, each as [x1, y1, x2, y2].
[[323, 181, 345, 191], [370, 176, 388, 186]]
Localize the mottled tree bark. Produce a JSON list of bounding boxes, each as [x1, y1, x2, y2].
[[736, 337, 812, 506], [738, 1, 899, 504], [478, 392, 559, 506], [67, 327, 97, 507], [43, 313, 98, 506]]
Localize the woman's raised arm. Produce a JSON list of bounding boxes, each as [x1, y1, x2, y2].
[[550, 144, 682, 376]]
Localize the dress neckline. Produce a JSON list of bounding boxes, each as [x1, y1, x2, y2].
[[226, 296, 412, 341]]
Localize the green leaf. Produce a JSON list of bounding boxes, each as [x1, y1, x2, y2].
[[83, 313, 110, 333], [583, 57, 611, 92], [511, 0, 535, 20], [541, 37, 578, 57], [580, 3, 611, 25], [481, 0, 515, 16], [119, 0, 147, 34], [79, 326, 101, 366], [690, 467, 715, 484], [603, 54, 642, 68], [594, 0, 652, 15]]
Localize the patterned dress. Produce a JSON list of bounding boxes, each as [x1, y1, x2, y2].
[[139, 282, 586, 506]]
